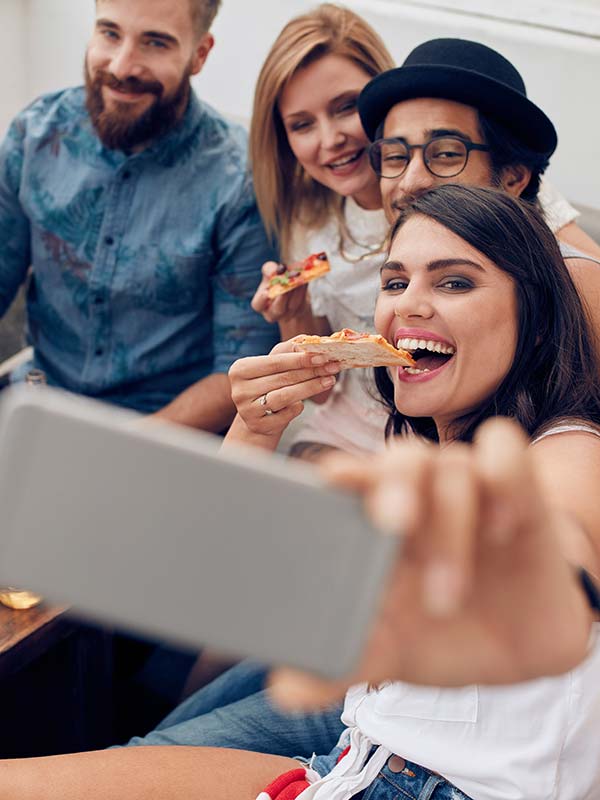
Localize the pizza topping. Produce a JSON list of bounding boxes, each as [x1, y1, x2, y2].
[[267, 252, 330, 299], [331, 328, 372, 342]]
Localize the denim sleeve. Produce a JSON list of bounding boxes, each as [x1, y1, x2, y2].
[[211, 172, 279, 374], [0, 116, 32, 316]]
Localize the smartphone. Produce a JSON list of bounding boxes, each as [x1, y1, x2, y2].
[[0, 385, 398, 678]]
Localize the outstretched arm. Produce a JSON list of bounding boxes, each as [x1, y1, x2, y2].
[[270, 418, 599, 707]]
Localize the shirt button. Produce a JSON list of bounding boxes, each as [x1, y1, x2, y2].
[[104, 236, 114, 246], [95, 348, 104, 357], [122, 171, 131, 180], [93, 295, 104, 305]]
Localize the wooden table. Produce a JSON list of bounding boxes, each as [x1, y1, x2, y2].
[[0, 603, 114, 757]]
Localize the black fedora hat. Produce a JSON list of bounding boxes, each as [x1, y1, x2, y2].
[[359, 38, 557, 156]]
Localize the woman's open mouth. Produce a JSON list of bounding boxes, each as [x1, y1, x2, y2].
[[326, 149, 365, 174], [396, 337, 456, 378]]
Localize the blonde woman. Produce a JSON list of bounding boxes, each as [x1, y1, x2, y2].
[[249, 4, 599, 463]]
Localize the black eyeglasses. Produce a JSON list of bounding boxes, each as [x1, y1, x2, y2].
[[368, 136, 490, 179]]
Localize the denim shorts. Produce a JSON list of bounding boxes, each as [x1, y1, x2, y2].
[[309, 743, 473, 800]]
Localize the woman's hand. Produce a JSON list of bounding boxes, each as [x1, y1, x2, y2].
[[227, 340, 340, 446], [269, 418, 594, 707], [252, 262, 312, 325]]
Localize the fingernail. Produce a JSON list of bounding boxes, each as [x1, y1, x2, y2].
[[325, 362, 340, 374], [321, 376, 336, 388], [423, 562, 462, 617], [311, 355, 327, 366]]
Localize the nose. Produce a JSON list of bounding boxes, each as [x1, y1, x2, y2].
[[319, 119, 346, 151], [393, 284, 434, 321], [395, 149, 437, 198], [108, 40, 143, 81]]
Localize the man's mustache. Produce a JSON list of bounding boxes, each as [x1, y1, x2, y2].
[[97, 71, 163, 97]]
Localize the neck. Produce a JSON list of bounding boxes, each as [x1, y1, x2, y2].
[[351, 181, 382, 211]]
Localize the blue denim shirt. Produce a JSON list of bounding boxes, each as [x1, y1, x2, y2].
[[0, 88, 278, 412]]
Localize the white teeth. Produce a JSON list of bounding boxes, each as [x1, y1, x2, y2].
[[404, 367, 431, 374], [396, 338, 455, 355], [329, 152, 360, 168]]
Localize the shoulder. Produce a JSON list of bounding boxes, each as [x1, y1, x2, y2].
[[10, 87, 87, 139], [532, 419, 600, 446], [194, 98, 248, 162]]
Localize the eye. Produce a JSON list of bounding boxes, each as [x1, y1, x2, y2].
[[146, 38, 168, 49], [381, 277, 408, 292], [100, 28, 119, 41], [383, 153, 409, 164], [336, 98, 358, 115], [289, 119, 312, 133], [438, 277, 473, 291]]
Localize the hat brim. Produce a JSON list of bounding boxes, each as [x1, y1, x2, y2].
[[359, 65, 557, 156]]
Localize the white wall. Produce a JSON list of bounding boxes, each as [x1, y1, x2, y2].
[[0, 0, 28, 135], [4, 0, 600, 208], [26, 0, 93, 100]]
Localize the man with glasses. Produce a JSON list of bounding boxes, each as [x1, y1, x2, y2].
[[359, 38, 600, 336]]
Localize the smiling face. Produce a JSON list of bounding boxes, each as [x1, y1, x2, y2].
[[278, 54, 381, 210], [380, 98, 496, 222], [374, 214, 518, 440], [86, 0, 213, 150]]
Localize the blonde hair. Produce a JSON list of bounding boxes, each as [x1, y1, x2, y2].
[[250, 4, 395, 261]]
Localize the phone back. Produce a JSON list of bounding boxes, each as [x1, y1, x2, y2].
[[0, 386, 397, 678]]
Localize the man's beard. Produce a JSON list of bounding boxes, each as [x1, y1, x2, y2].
[[85, 63, 192, 151]]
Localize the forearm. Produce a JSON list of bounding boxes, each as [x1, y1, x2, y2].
[[0, 747, 296, 800], [152, 372, 234, 432], [223, 413, 283, 453]]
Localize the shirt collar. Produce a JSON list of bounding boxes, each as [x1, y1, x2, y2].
[[139, 91, 204, 166]]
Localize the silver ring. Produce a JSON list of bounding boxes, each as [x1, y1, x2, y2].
[[258, 393, 274, 416]]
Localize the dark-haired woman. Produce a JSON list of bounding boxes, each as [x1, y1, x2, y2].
[[224, 184, 600, 799], [0, 185, 598, 799]]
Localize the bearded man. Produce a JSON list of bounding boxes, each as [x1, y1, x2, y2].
[[0, 0, 278, 427]]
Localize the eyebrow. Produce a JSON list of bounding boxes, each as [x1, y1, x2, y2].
[[381, 258, 485, 274], [96, 19, 179, 46], [426, 128, 473, 140], [388, 128, 474, 143]]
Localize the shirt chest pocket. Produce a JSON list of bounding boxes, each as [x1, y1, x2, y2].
[[124, 246, 212, 315], [373, 683, 479, 724]]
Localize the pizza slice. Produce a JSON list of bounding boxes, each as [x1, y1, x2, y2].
[[293, 328, 416, 369], [267, 252, 330, 299]]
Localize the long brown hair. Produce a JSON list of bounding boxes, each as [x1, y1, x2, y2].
[[375, 184, 600, 442], [250, 4, 394, 260]]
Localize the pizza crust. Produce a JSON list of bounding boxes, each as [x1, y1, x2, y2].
[[293, 329, 416, 369]]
